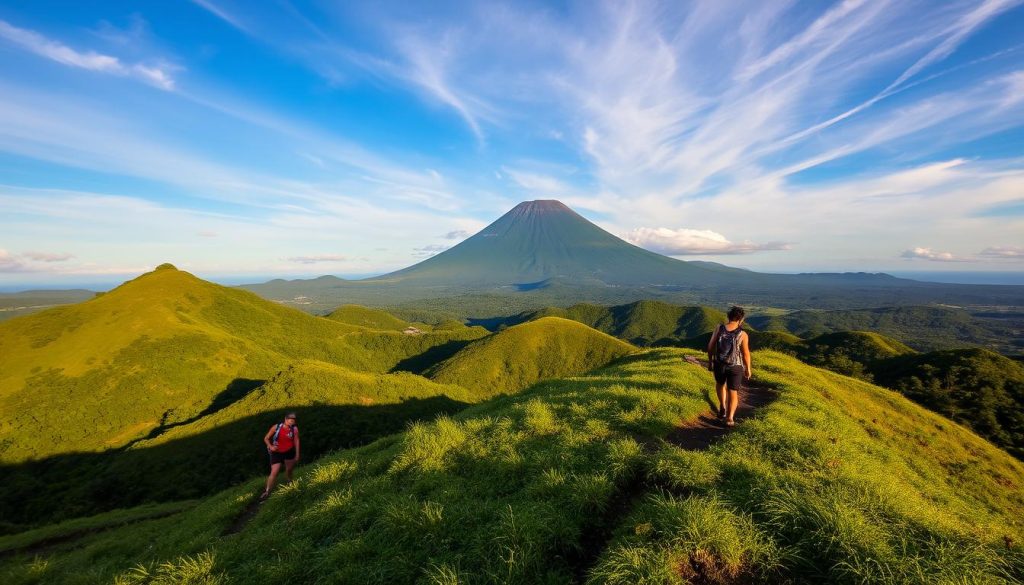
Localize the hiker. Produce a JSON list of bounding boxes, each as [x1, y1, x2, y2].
[[707, 306, 752, 427], [262, 412, 300, 499]]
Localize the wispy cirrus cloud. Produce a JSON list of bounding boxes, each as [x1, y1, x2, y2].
[[23, 251, 74, 262], [0, 19, 177, 89]]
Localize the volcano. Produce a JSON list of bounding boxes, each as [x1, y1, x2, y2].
[[371, 200, 745, 287], [243, 200, 1024, 310]]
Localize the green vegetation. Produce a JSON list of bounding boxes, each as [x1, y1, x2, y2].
[[3, 350, 1022, 583], [427, 317, 637, 396], [872, 349, 1024, 460], [495, 300, 726, 346], [324, 304, 418, 331], [0, 360, 477, 528], [748, 305, 1022, 355], [0, 289, 96, 323], [0, 267, 488, 464], [0, 501, 196, 553]]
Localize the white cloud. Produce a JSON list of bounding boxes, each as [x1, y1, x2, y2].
[[900, 247, 967, 262], [189, 0, 252, 34], [0, 19, 177, 90], [625, 227, 791, 256], [22, 251, 74, 262], [979, 246, 1024, 259], [443, 230, 470, 240], [0, 249, 27, 272]]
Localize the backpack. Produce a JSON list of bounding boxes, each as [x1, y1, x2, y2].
[[270, 423, 296, 449], [716, 325, 743, 366]]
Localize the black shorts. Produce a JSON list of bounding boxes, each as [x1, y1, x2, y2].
[[269, 447, 296, 466], [714, 363, 745, 390]]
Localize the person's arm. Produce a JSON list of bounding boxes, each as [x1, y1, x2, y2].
[[742, 332, 752, 379], [293, 428, 300, 461], [264, 426, 277, 452], [707, 327, 719, 365]]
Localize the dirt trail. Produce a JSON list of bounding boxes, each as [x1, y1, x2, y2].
[[221, 495, 264, 536], [668, 355, 779, 450], [0, 507, 188, 560], [570, 355, 779, 581]]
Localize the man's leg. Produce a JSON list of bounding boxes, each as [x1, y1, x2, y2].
[[727, 388, 740, 422], [284, 459, 296, 482], [264, 462, 282, 495], [716, 381, 728, 415]]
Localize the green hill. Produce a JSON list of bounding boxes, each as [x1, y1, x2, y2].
[[871, 348, 1024, 460], [4, 350, 1022, 583], [0, 266, 487, 464], [747, 305, 1019, 354], [1, 360, 477, 529], [427, 317, 637, 396], [324, 304, 417, 331], [486, 300, 726, 346]]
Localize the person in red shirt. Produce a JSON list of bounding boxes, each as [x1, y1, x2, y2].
[[261, 412, 300, 499]]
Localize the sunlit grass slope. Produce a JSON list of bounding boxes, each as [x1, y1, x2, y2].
[[324, 304, 417, 331], [0, 266, 486, 463], [1, 360, 481, 529], [871, 348, 1024, 460], [427, 316, 637, 396], [4, 349, 1023, 584], [516, 300, 726, 345]]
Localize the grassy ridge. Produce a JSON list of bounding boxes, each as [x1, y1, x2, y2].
[[0, 267, 487, 463], [747, 305, 1022, 354], [324, 304, 418, 331], [3, 350, 1022, 583], [0, 360, 475, 529], [486, 300, 726, 346], [872, 348, 1024, 460], [427, 317, 637, 396]]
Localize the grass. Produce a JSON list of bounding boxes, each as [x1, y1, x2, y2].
[[0, 266, 488, 464], [426, 316, 637, 396], [0, 360, 477, 528], [4, 349, 1022, 584], [324, 305, 420, 331], [0, 501, 196, 554]]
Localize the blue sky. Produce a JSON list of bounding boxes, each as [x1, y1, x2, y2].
[[1, 0, 1023, 287]]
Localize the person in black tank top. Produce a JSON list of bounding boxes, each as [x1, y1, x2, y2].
[[707, 306, 753, 426]]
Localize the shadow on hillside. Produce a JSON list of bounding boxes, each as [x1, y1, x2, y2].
[[0, 396, 469, 531], [123, 378, 266, 449], [390, 340, 476, 374]]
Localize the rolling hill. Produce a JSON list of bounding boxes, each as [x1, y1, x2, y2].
[[747, 305, 1023, 354], [3, 349, 1022, 583], [0, 266, 486, 464], [485, 300, 726, 345], [427, 316, 637, 396], [0, 360, 477, 529]]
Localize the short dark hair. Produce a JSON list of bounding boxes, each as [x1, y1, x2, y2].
[[727, 306, 745, 322], [285, 412, 297, 420]]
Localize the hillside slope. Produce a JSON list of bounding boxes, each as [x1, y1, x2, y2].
[[1, 360, 476, 528], [507, 300, 727, 345], [748, 305, 1020, 354], [4, 350, 1022, 583], [427, 316, 637, 396], [324, 304, 415, 331], [0, 266, 486, 463]]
